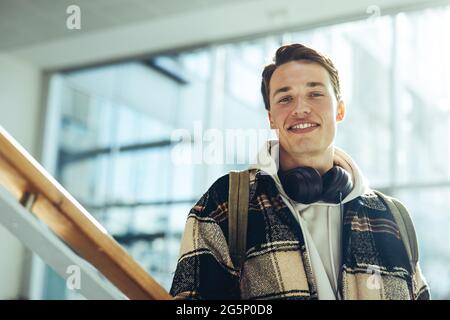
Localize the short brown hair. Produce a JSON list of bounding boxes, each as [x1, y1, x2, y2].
[[261, 43, 341, 110]]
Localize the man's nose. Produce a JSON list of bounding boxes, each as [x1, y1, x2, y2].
[[292, 97, 311, 115]]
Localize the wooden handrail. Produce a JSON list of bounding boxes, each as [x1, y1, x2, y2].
[[0, 126, 172, 300]]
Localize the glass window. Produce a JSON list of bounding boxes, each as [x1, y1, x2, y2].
[[393, 188, 450, 299]]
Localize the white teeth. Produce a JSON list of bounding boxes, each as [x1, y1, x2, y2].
[[290, 123, 317, 130]]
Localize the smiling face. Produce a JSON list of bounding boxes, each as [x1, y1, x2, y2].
[[268, 60, 345, 171]]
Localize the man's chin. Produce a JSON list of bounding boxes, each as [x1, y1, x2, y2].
[[290, 148, 315, 157], [282, 143, 316, 156]]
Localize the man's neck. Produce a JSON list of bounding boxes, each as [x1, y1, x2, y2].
[[279, 145, 335, 176]]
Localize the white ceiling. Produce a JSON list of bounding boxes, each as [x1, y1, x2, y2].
[[0, 0, 247, 51], [1, 0, 446, 70]]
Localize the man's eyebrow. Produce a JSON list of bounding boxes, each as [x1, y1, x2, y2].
[[306, 81, 326, 88], [272, 82, 326, 99], [272, 86, 292, 98]]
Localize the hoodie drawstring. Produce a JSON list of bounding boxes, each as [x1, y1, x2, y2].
[[328, 192, 341, 298]]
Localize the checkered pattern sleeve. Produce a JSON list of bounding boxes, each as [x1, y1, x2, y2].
[[169, 178, 240, 300]]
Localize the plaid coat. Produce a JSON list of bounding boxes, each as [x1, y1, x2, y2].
[[170, 169, 430, 300]]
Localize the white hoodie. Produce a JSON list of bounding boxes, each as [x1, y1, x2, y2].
[[250, 140, 371, 300]]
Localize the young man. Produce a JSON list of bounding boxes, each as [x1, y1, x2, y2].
[[170, 43, 430, 300]]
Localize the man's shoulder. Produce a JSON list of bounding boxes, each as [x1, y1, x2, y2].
[[353, 190, 390, 211], [188, 173, 231, 220], [207, 172, 231, 197], [192, 169, 266, 220], [204, 168, 264, 196], [349, 190, 413, 219]]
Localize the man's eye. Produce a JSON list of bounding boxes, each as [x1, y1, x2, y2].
[[279, 96, 292, 104], [309, 92, 324, 97]]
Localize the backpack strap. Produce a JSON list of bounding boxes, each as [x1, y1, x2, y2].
[[373, 190, 418, 272], [228, 170, 249, 271]]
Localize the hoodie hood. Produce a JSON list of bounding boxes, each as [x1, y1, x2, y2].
[[249, 139, 371, 208]]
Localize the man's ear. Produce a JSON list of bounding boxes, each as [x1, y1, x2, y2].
[[268, 110, 275, 129], [336, 100, 346, 122]]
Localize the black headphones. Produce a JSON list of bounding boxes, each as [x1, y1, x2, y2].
[[278, 166, 353, 204]]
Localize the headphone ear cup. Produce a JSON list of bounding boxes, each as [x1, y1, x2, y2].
[[321, 166, 353, 203], [279, 167, 323, 204]]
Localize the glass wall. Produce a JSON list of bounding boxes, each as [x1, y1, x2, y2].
[[42, 4, 450, 299]]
